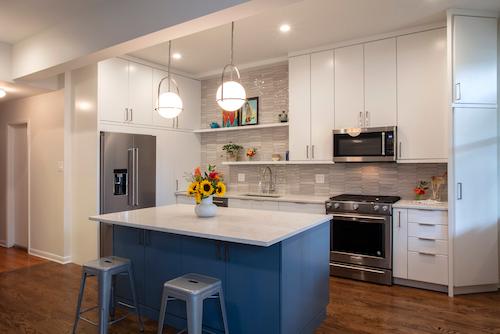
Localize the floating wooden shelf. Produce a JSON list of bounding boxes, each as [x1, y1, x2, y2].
[[222, 160, 335, 166], [193, 123, 288, 133]]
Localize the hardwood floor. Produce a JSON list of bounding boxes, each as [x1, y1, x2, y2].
[[0, 259, 499, 333], [0, 246, 47, 274]]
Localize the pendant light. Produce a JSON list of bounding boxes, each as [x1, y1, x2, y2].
[[155, 40, 183, 119], [216, 22, 246, 111]]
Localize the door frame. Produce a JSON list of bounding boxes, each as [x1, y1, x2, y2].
[[6, 120, 31, 250]]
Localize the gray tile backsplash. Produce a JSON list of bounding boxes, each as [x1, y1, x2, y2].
[[200, 63, 447, 200]]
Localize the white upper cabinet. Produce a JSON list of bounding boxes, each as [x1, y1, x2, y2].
[[310, 50, 334, 161], [99, 58, 129, 123], [289, 55, 311, 161], [128, 62, 153, 125], [452, 15, 497, 105], [397, 28, 448, 162], [364, 38, 397, 127], [334, 45, 364, 129]]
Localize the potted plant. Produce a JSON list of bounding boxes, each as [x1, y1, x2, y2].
[[186, 165, 226, 217], [222, 143, 243, 161], [246, 147, 257, 160], [414, 180, 429, 200]]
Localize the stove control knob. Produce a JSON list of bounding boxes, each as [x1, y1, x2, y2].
[[373, 205, 380, 211], [382, 205, 388, 211], [353, 203, 359, 210], [334, 203, 340, 209]]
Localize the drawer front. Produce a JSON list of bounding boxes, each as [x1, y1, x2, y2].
[[278, 202, 325, 214], [408, 223, 448, 239], [408, 237, 448, 255], [230, 199, 280, 211], [408, 251, 448, 285], [229, 198, 253, 209], [408, 209, 448, 225]]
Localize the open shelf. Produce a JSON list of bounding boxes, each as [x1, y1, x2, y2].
[[193, 122, 288, 133], [222, 160, 335, 166]]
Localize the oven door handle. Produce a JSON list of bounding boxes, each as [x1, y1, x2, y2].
[[331, 213, 388, 223]]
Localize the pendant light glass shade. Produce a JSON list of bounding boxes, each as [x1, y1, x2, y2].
[[155, 40, 183, 119], [216, 22, 246, 111]]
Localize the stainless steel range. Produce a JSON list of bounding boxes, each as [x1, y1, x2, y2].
[[325, 194, 400, 285]]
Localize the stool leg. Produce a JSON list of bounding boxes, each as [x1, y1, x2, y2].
[[157, 288, 169, 334], [72, 271, 87, 334], [218, 289, 229, 334], [186, 297, 203, 334], [98, 272, 112, 334], [109, 275, 116, 320], [128, 267, 144, 332]]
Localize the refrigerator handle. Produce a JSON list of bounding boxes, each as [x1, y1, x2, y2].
[[134, 147, 139, 206], [128, 148, 134, 206]]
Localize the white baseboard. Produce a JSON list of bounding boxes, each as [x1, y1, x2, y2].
[[452, 284, 499, 295], [29, 248, 72, 264], [0, 240, 14, 248]]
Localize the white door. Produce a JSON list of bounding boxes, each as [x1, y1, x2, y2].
[[334, 45, 364, 129], [364, 38, 397, 127], [453, 15, 497, 105], [12, 124, 29, 248], [393, 209, 408, 279], [397, 28, 448, 161], [289, 55, 311, 160], [128, 61, 153, 125], [152, 69, 176, 128], [453, 107, 498, 287], [98, 58, 129, 123], [310, 50, 334, 161]]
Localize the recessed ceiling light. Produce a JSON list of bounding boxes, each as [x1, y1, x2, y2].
[[279, 24, 291, 33], [0, 88, 6, 98], [172, 53, 182, 60]]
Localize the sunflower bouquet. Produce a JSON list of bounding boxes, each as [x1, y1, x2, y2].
[[187, 165, 226, 204]]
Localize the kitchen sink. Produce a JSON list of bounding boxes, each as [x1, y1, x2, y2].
[[244, 193, 282, 198]]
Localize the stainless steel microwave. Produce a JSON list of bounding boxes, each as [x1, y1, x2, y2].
[[333, 126, 397, 162]]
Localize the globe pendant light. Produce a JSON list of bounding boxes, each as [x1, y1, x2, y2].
[[155, 40, 183, 119], [216, 22, 246, 111]]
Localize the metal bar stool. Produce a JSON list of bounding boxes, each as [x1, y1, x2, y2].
[[157, 273, 229, 334], [72, 256, 144, 334]]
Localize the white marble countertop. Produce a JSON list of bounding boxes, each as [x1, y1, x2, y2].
[[175, 191, 330, 204], [89, 204, 332, 247], [393, 199, 448, 211]]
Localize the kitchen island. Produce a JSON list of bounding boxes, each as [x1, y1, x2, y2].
[[90, 204, 331, 334]]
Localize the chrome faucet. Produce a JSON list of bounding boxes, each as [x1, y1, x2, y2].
[[259, 166, 275, 194]]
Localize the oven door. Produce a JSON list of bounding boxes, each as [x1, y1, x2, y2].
[[330, 213, 392, 269]]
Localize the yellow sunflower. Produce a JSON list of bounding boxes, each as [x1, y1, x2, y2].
[[194, 192, 202, 204], [215, 182, 226, 197], [199, 180, 214, 197], [187, 181, 199, 196]]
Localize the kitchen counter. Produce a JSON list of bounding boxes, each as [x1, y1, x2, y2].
[[90, 204, 331, 247], [175, 191, 330, 204], [393, 199, 448, 211]]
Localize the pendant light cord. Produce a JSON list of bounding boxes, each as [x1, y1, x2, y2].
[[167, 40, 172, 92], [230, 22, 234, 80]]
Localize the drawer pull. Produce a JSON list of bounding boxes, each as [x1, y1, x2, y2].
[[418, 223, 436, 226], [418, 252, 436, 256], [418, 237, 436, 241]]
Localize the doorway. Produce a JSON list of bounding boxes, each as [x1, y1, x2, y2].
[[7, 122, 29, 250]]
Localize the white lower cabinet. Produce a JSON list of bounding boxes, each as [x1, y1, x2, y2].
[[393, 208, 449, 286]]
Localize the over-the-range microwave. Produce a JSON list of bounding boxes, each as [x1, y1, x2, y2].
[[332, 126, 397, 162]]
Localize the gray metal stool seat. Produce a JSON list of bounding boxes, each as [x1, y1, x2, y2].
[[158, 273, 229, 334], [72, 256, 144, 334]]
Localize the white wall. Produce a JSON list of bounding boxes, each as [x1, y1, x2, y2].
[[0, 42, 11, 81], [0, 90, 66, 262]]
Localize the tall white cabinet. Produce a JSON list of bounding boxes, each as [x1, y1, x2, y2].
[[289, 51, 334, 161], [448, 10, 499, 294]]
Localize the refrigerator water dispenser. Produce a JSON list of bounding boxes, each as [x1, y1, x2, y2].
[[113, 169, 128, 195]]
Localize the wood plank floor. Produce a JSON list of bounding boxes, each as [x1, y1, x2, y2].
[[0, 258, 499, 333], [0, 246, 47, 274]]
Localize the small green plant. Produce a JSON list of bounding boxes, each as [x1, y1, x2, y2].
[[222, 143, 243, 154]]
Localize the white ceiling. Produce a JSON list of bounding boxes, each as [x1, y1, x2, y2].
[[130, 0, 500, 78], [0, 0, 105, 44]]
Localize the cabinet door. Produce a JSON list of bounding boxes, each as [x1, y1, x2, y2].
[[174, 73, 201, 130], [364, 38, 397, 127], [289, 55, 311, 161], [98, 58, 129, 123], [128, 61, 153, 125], [113, 226, 145, 304], [453, 15, 497, 105], [334, 44, 364, 129], [310, 50, 334, 161], [226, 243, 280, 334], [397, 29, 448, 161], [180, 237, 226, 332], [393, 209, 408, 279], [453, 107, 498, 287]]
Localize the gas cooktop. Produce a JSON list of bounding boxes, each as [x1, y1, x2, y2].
[[329, 194, 401, 204]]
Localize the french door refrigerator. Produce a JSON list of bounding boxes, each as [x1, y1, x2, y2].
[[99, 131, 156, 256]]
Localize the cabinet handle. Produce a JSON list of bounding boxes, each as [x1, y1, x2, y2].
[[381, 132, 386, 155], [398, 142, 402, 158], [418, 252, 436, 257], [129, 108, 133, 122], [176, 179, 179, 191], [417, 223, 436, 226], [398, 211, 401, 228], [359, 111, 363, 127], [215, 241, 221, 260], [455, 82, 461, 101], [125, 108, 129, 121], [457, 182, 462, 200], [306, 145, 309, 159], [418, 237, 435, 241], [365, 111, 369, 126], [224, 243, 229, 262], [312, 145, 315, 159]]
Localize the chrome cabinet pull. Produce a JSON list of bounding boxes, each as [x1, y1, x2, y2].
[[381, 132, 386, 155], [125, 108, 129, 121], [457, 182, 462, 200], [359, 111, 363, 127], [418, 252, 436, 257], [134, 148, 139, 206], [365, 111, 369, 126], [128, 148, 134, 206], [418, 222, 436, 226], [312, 145, 315, 159], [398, 211, 401, 228], [398, 142, 402, 158], [129, 108, 133, 122], [418, 237, 435, 241], [306, 145, 309, 159], [455, 82, 461, 101]]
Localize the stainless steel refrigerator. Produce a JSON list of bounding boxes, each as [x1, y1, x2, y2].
[[99, 132, 156, 256]]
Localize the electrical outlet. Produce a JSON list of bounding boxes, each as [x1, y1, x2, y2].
[[315, 174, 325, 184], [238, 173, 246, 182], [57, 161, 64, 172]]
